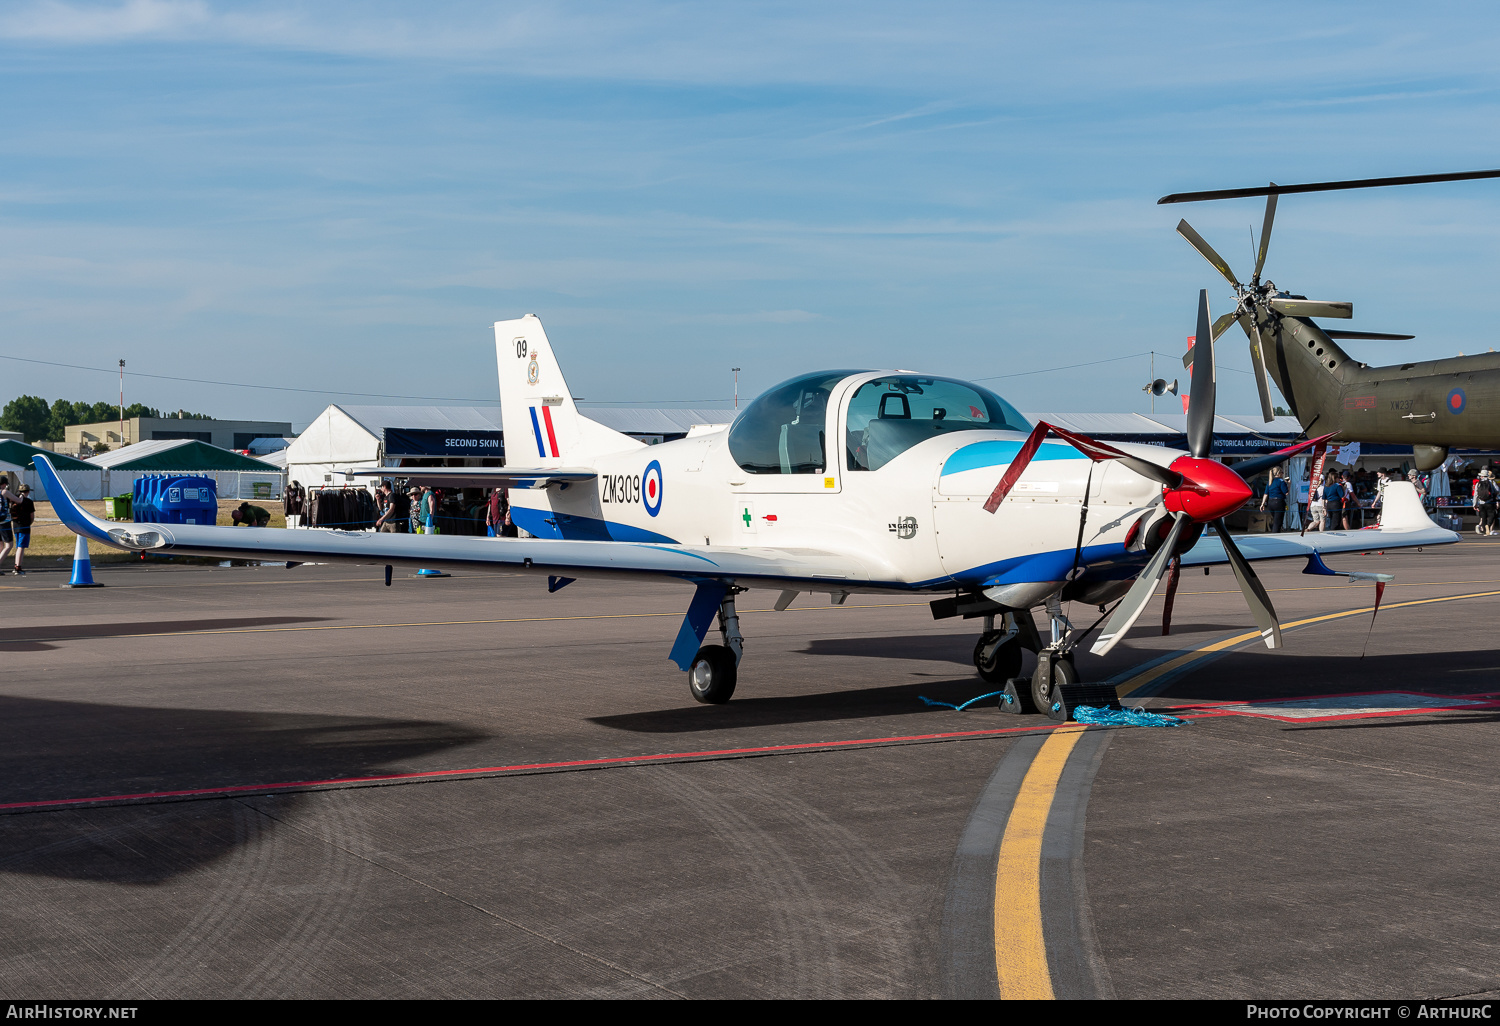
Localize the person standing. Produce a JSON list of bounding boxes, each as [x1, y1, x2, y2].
[[381, 483, 411, 533], [0, 475, 20, 573], [9, 483, 34, 575], [374, 482, 395, 532], [418, 485, 438, 534], [1408, 469, 1428, 511], [1324, 471, 1345, 531], [1307, 473, 1327, 532], [1476, 468, 1498, 537], [1260, 467, 1289, 533], [486, 487, 509, 537]]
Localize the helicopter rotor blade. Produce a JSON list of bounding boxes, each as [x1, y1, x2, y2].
[[1267, 298, 1352, 319], [1252, 189, 1277, 282], [1158, 168, 1500, 205], [1248, 318, 1276, 423], [1187, 290, 1216, 458], [1176, 220, 1240, 288], [1182, 311, 1240, 369]]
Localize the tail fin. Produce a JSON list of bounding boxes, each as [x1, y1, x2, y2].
[[494, 315, 641, 466], [1377, 481, 1436, 531]]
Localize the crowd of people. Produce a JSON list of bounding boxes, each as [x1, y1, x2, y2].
[[371, 481, 515, 537], [1250, 460, 1500, 534]]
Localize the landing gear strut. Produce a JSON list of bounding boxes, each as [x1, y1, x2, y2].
[[688, 589, 744, 704], [1032, 595, 1081, 717], [973, 612, 1024, 683]]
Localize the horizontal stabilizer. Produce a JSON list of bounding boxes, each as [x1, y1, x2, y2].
[[1322, 330, 1414, 341]]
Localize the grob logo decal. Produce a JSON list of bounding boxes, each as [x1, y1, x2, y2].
[[888, 515, 918, 539], [643, 460, 664, 517]]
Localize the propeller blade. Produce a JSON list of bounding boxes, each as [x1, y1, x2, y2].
[[1252, 189, 1277, 282], [1092, 512, 1188, 656], [1214, 520, 1282, 649], [1187, 290, 1216, 458], [984, 420, 1184, 513], [1161, 555, 1181, 636], [1229, 431, 1339, 480], [1323, 330, 1414, 341], [1176, 220, 1240, 287], [1267, 298, 1352, 319], [983, 420, 1050, 513], [1182, 311, 1240, 369], [1248, 318, 1276, 423]]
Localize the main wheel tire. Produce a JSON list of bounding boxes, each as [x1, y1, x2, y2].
[[973, 632, 1023, 683], [688, 644, 738, 704], [1031, 653, 1078, 714]]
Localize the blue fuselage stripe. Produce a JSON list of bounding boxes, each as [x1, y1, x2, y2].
[[941, 440, 1079, 477]]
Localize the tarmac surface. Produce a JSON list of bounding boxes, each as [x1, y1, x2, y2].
[[1, 541, 1498, 999]]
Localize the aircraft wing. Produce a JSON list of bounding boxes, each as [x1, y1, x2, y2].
[[339, 467, 597, 489], [35, 457, 875, 591], [1179, 482, 1459, 567]]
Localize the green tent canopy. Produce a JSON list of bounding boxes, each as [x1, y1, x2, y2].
[[93, 439, 279, 472], [0, 439, 96, 471]]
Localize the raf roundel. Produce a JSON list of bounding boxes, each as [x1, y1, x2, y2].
[[1448, 388, 1466, 415], [643, 460, 664, 517]]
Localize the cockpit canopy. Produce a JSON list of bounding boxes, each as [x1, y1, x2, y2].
[[727, 371, 1030, 475], [727, 370, 853, 475], [846, 375, 1030, 470]]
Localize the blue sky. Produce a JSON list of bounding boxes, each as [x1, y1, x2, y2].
[[3, 1, 1500, 428]]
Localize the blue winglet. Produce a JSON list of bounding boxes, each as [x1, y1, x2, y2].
[[547, 575, 576, 593], [1302, 551, 1339, 576], [668, 581, 728, 670], [32, 456, 115, 545]]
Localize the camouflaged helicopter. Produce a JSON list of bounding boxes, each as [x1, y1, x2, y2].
[[1162, 168, 1500, 471]]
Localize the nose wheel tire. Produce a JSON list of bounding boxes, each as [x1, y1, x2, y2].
[[688, 644, 738, 704], [973, 632, 1023, 683], [1032, 653, 1078, 715]]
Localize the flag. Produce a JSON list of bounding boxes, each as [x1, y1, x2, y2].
[[1181, 395, 1190, 413]]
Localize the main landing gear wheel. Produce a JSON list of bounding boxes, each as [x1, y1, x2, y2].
[[1032, 653, 1078, 716], [973, 631, 1023, 683], [688, 644, 738, 704]]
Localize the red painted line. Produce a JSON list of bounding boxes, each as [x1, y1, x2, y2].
[[0, 720, 1072, 813], [1168, 688, 1500, 724], [541, 405, 560, 457]]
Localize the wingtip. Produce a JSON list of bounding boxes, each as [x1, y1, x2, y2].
[[32, 455, 114, 544]]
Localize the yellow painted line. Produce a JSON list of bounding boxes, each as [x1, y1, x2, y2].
[[0, 600, 931, 646], [993, 725, 1086, 1001], [1116, 588, 1500, 700], [1173, 579, 1500, 597]]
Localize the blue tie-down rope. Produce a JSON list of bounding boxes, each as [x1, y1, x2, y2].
[[918, 692, 1186, 725], [1072, 705, 1186, 727], [919, 690, 1010, 712]]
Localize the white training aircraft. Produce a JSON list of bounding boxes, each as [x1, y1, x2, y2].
[[35, 292, 1458, 716]]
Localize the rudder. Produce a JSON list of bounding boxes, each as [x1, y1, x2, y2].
[[494, 314, 641, 466]]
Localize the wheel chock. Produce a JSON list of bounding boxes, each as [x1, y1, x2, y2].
[[998, 678, 1036, 715], [1050, 683, 1124, 722]]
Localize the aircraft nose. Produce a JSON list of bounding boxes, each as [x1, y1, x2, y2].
[[1163, 456, 1254, 522]]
